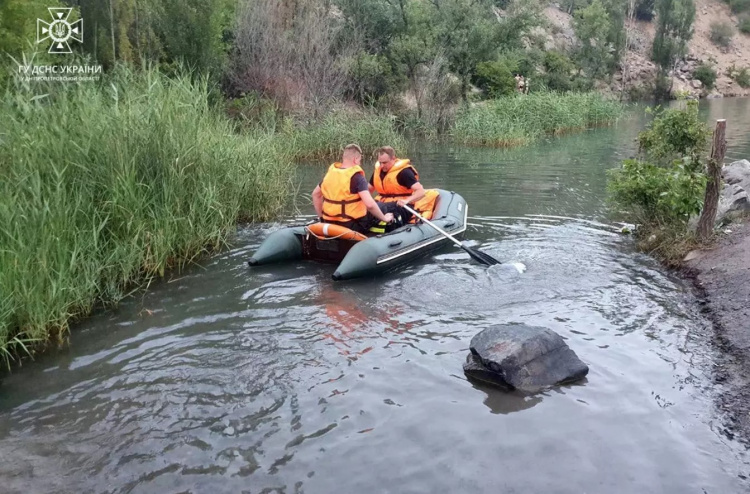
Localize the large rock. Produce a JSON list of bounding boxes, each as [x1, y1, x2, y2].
[[689, 160, 750, 231], [717, 160, 750, 224], [463, 324, 589, 392]]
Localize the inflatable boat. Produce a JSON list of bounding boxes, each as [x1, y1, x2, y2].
[[248, 189, 467, 280]]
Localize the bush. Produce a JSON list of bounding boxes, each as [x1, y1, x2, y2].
[[739, 15, 750, 34], [542, 51, 576, 92], [736, 68, 750, 88], [729, 0, 750, 14], [475, 60, 517, 97], [608, 159, 707, 223], [347, 53, 400, 104], [607, 100, 712, 263], [635, 0, 655, 21], [727, 64, 750, 88], [693, 63, 717, 90], [637, 101, 711, 168], [652, 72, 672, 100], [710, 21, 735, 47]]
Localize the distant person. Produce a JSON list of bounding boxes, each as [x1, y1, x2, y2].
[[369, 146, 439, 230], [312, 143, 395, 234], [517, 75, 525, 94]]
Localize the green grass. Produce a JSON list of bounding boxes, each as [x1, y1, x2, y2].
[[451, 92, 625, 147], [0, 66, 290, 367], [280, 109, 407, 161]]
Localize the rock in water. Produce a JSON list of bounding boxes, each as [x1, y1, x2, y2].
[[464, 324, 588, 392]]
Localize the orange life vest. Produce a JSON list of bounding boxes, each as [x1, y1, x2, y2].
[[373, 159, 439, 220], [373, 159, 415, 199], [321, 163, 368, 223]]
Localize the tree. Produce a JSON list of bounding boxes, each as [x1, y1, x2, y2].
[[0, 0, 65, 58], [652, 0, 695, 70], [429, 0, 500, 101], [573, 0, 613, 79]]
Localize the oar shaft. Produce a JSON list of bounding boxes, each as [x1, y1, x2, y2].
[[402, 204, 463, 248]]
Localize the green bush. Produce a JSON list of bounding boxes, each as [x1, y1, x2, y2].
[[693, 63, 717, 90], [710, 21, 735, 47], [729, 0, 750, 14], [542, 51, 576, 92], [637, 102, 711, 168], [727, 64, 750, 88], [635, 0, 655, 21], [608, 100, 711, 224], [608, 160, 707, 222], [652, 72, 672, 101], [347, 53, 400, 104], [475, 60, 517, 97], [740, 15, 750, 34]]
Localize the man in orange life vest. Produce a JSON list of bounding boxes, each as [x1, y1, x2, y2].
[[312, 143, 403, 234], [369, 146, 439, 227]]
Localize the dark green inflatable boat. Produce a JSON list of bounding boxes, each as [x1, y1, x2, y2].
[[247, 189, 467, 280]]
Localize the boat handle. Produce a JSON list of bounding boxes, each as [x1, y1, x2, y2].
[[388, 240, 403, 248], [444, 221, 455, 228]]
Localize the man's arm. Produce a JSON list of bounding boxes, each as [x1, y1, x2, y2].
[[312, 185, 324, 218], [358, 190, 392, 223], [397, 182, 425, 207]]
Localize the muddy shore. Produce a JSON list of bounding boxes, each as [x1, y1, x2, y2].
[[685, 218, 750, 444]]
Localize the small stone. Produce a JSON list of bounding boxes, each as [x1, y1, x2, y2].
[[223, 426, 235, 435]]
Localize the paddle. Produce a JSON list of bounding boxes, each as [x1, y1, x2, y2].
[[402, 204, 501, 266]]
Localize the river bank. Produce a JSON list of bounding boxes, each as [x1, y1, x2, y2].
[[684, 215, 750, 444]]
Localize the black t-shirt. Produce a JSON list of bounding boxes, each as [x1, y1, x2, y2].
[[369, 167, 418, 190], [349, 172, 369, 194], [319, 171, 369, 195]]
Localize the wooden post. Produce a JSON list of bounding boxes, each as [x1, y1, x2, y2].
[[697, 119, 727, 240]]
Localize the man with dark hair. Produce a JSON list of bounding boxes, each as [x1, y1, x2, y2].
[[312, 144, 396, 234], [369, 146, 439, 226]]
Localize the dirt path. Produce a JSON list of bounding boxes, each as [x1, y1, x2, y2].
[[685, 218, 750, 442]]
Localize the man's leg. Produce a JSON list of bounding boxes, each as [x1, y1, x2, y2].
[[376, 202, 410, 233]]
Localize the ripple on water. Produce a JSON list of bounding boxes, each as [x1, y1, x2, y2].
[[1, 199, 749, 490]]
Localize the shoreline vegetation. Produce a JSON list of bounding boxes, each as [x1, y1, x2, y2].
[[2, 0, 642, 367], [0, 64, 624, 367]]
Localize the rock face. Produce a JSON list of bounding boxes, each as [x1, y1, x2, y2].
[[464, 324, 589, 392], [717, 160, 750, 224]]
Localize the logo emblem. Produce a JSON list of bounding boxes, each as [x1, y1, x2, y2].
[[37, 8, 83, 54]]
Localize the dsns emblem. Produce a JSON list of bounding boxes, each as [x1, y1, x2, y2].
[[37, 7, 83, 54]]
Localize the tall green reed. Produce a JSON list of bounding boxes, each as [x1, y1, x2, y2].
[[0, 66, 290, 366], [452, 92, 625, 147]]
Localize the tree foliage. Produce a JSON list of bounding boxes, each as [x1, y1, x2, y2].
[[652, 0, 695, 70]]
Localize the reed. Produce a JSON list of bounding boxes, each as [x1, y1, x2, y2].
[[280, 109, 407, 161], [452, 92, 624, 147], [0, 66, 290, 366]]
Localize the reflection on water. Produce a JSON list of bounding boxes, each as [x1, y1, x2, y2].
[[1, 98, 750, 493]]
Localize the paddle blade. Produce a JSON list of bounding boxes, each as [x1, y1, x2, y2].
[[463, 245, 501, 266]]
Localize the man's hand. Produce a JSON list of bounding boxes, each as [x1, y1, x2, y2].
[[396, 199, 409, 208], [383, 213, 394, 223]]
